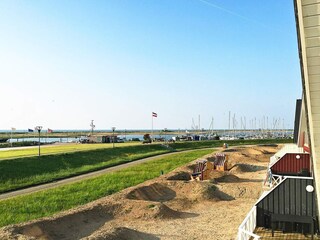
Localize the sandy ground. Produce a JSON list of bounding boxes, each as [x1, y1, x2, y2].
[[0, 144, 281, 240]]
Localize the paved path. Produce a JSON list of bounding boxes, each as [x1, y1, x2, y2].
[[0, 142, 72, 152], [0, 148, 217, 200], [0, 145, 39, 151]]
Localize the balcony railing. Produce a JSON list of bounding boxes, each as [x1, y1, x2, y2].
[[237, 206, 260, 240]]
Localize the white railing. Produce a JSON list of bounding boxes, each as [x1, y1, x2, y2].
[[269, 174, 285, 188], [269, 144, 303, 167], [237, 206, 260, 240]]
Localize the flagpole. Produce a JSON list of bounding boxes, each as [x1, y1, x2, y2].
[[152, 114, 153, 142]]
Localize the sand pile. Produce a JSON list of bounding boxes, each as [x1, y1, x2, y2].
[[207, 170, 228, 180], [203, 185, 235, 201], [166, 171, 191, 181], [244, 148, 265, 155], [215, 173, 240, 183], [222, 145, 279, 167], [218, 183, 262, 199], [86, 227, 159, 240], [151, 203, 183, 219], [229, 163, 266, 173], [126, 183, 176, 202], [13, 205, 116, 240], [186, 163, 197, 171]]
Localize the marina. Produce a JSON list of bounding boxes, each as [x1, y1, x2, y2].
[[2, 129, 293, 145]]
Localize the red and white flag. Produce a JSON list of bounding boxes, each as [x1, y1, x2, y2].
[[152, 112, 157, 117], [48, 128, 53, 133]]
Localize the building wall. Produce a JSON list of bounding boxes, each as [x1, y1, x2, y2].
[[295, 0, 320, 221], [256, 178, 316, 228], [271, 153, 310, 175]]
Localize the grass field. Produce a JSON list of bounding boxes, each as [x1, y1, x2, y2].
[[0, 139, 292, 193], [0, 142, 140, 160], [168, 138, 293, 151], [0, 149, 212, 227], [0, 144, 171, 193], [0, 138, 292, 160]]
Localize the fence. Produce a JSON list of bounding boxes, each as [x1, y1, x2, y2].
[[237, 206, 260, 240]]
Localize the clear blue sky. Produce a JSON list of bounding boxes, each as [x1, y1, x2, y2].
[[0, 0, 301, 130]]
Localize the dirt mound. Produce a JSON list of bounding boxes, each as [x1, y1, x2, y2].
[[259, 144, 278, 147], [225, 152, 252, 166], [229, 164, 266, 173], [259, 146, 280, 155], [207, 170, 228, 180], [150, 203, 182, 219], [166, 171, 191, 181], [222, 148, 241, 153], [186, 163, 197, 171], [161, 181, 226, 202], [244, 148, 264, 155], [126, 183, 176, 202], [0, 227, 32, 240], [219, 184, 262, 199], [205, 185, 235, 201], [95, 227, 159, 240], [215, 174, 240, 183], [15, 205, 115, 240], [160, 181, 216, 204], [223, 146, 279, 166]]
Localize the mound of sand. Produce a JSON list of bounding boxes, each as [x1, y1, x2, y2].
[[215, 174, 240, 183], [244, 148, 264, 155], [166, 171, 191, 181], [15, 205, 115, 240], [92, 227, 159, 240], [221, 146, 279, 167], [229, 164, 266, 174], [151, 203, 182, 219], [225, 152, 252, 166], [259, 144, 278, 147], [218, 184, 262, 199], [222, 148, 241, 153], [186, 163, 197, 171], [126, 183, 176, 202], [204, 185, 235, 201], [207, 170, 228, 180]]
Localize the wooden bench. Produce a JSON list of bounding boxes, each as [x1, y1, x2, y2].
[[271, 213, 315, 239]]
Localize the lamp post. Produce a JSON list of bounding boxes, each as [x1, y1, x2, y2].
[[111, 127, 116, 148], [35, 126, 42, 157], [90, 120, 95, 135]]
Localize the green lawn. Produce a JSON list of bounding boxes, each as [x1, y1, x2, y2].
[[168, 138, 292, 151], [0, 144, 171, 193], [0, 142, 140, 160], [0, 139, 292, 160], [0, 149, 212, 227], [0, 139, 291, 193]]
